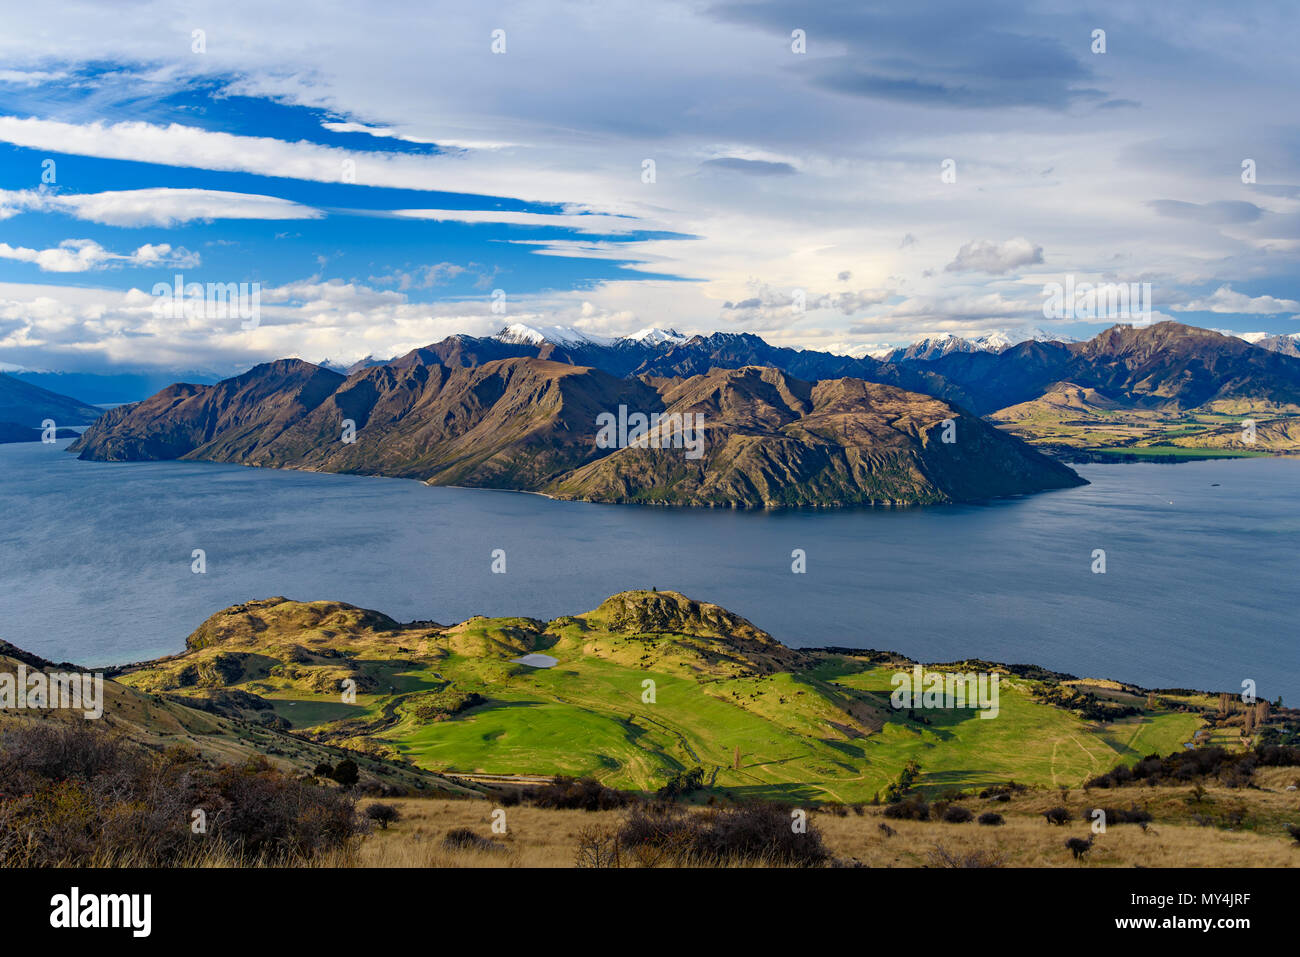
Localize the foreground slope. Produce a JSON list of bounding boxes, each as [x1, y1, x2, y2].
[[0, 640, 478, 797]]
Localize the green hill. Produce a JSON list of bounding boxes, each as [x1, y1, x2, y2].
[[107, 590, 1209, 803]]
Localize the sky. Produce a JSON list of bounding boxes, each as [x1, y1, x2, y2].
[[0, 0, 1297, 375]]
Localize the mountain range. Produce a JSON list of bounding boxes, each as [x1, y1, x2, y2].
[[70, 357, 1082, 506], [337, 320, 1300, 417], [1249, 332, 1300, 360], [912, 322, 1300, 416], [875, 327, 1080, 363], [0, 373, 103, 444]]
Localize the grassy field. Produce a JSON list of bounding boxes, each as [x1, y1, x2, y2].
[[1093, 446, 1268, 460], [991, 401, 1298, 458], [113, 590, 1218, 804], [342, 777, 1300, 867]]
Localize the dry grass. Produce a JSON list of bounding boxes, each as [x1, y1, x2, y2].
[[336, 798, 629, 868], [346, 783, 1300, 868]]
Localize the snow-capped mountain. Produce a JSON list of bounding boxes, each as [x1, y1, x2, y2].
[[1248, 332, 1300, 358], [494, 323, 614, 348], [624, 327, 689, 346], [878, 334, 976, 363], [880, 327, 1079, 363], [494, 323, 689, 349]]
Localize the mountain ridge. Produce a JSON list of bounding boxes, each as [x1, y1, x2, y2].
[[69, 356, 1084, 506]]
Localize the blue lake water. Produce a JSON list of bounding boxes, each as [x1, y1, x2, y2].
[[1, 438, 1296, 701]]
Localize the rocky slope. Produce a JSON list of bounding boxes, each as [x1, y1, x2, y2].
[[921, 322, 1300, 415], [0, 372, 102, 426], [70, 357, 1083, 506], [550, 366, 1084, 505]]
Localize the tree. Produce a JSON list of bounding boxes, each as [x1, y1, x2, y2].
[[331, 758, 359, 788], [1065, 836, 1093, 860], [365, 803, 401, 830]]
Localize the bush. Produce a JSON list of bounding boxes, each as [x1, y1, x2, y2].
[[364, 802, 401, 829], [0, 723, 361, 866], [978, 781, 1026, 800], [927, 843, 1007, 868], [1093, 805, 1152, 826], [530, 776, 630, 811], [656, 767, 706, 800], [441, 827, 505, 853], [941, 805, 973, 824], [330, 759, 359, 788], [1065, 836, 1093, 860], [1043, 806, 1072, 826], [882, 796, 930, 821], [978, 811, 1004, 826], [1085, 745, 1300, 791], [617, 801, 828, 867]]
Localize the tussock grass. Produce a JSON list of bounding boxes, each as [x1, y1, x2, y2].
[[346, 784, 1300, 868]]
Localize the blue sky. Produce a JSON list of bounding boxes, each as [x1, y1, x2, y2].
[[0, 0, 1297, 373]]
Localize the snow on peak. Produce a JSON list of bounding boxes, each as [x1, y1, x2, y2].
[[880, 327, 1080, 362], [624, 327, 688, 345], [494, 323, 612, 348], [968, 327, 1077, 351]]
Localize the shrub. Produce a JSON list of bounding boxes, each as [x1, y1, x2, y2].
[[882, 759, 923, 803], [530, 776, 630, 811], [927, 843, 1007, 868], [941, 805, 974, 824], [1285, 823, 1300, 845], [978, 811, 1004, 826], [574, 825, 622, 868], [364, 803, 401, 829], [656, 767, 706, 800], [617, 801, 828, 867], [441, 827, 505, 853], [1065, 836, 1093, 860], [330, 759, 359, 788], [0, 723, 361, 866], [1094, 805, 1152, 826], [883, 796, 930, 821], [1043, 806, 1072, 826], [978, 781, 1026, 800], [1086, 745, 1300, 791]]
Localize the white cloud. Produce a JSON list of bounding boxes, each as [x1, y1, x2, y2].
[[391, 207, 645, 234], [0, 0, 1295, 364], [0, 187, 322, 226], [945, 238, 1044, 275], [0, 239, 198, 272], [1173, 284, 1300, 315]]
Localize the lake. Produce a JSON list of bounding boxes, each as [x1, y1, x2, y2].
[[1, 438, 1296, 702]]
